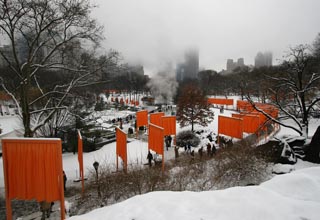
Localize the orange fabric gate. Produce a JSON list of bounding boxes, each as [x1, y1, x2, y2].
[[208, 98, 233, 106], [232, 114, 260, 134], [148, 123, 164, 172], [161, 116, 176, 136], [2, 138, 65, 220], [116, 127, 127, 172], [150, 112, 165, 127], [218, 115, 243, 139], [136, 110, 148, 137], [136, 110, 148, 128]]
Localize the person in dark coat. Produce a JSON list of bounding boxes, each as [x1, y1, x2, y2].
[[174, 146, 179, 159], [198, 146, 203, 160], [207, 143, 211, 156], [190, 150, 195, 162], [165, 136, 170, 151], [211, 144, 217, 156], [147, 150, 153, 167], [63, 170, 67, 192], [168, 135, 172, 147]]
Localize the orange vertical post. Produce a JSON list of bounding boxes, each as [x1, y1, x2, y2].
[[77, 130, 84, 196]]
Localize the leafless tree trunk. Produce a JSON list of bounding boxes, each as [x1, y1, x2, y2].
[[0, 0, 118, 137]]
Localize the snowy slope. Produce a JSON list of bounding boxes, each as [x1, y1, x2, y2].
[[68, 166, 320, 220]]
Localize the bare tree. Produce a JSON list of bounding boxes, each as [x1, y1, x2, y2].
[[176, 83, 214, 132], [247, 45, 320, 137], [0, 0, 117, 137]]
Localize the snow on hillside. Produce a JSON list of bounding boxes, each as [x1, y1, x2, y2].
[[0, 108, 319, 188], [0, 105, 319, 219], [68, 166, 320, 220]]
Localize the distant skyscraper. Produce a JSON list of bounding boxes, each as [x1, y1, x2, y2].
[[255, 51, 272, 68], [176, 48, 199, 81], [226, 59, 234, 72], [237, 58, 244, 67], [226, 57, 245, 73]]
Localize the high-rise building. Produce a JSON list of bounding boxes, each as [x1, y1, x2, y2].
[[255, 51, 272, 68], [176, 48, 199, 81], [225, 57, 245, 73], [237, 58, 244, 67]]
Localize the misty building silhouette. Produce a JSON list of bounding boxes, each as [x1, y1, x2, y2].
[[176, 48, 199, 81], [254, 51, 272, 68], [226, 58, 244, 73]]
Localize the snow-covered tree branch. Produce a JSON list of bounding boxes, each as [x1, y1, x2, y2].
[[0, 0, 119, 137]]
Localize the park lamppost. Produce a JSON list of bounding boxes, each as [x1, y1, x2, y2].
[[93, 161, 101, 198]]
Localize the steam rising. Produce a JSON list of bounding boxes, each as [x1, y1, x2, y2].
[[147, 65, 178, 104]]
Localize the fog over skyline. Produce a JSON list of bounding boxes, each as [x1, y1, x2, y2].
[[93, 0, 320, 76]]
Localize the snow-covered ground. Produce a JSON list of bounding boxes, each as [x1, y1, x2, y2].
[[68, 165, 320, 220], [0, 106, 319, 219]]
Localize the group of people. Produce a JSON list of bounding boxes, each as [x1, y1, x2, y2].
[[146, 134, 217, 166], [184, 139, 217, 161]]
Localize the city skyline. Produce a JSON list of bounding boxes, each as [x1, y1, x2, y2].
[[91, 0, 320, 76]]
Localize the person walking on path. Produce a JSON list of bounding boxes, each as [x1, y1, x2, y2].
[[147, 150, 153, 167]]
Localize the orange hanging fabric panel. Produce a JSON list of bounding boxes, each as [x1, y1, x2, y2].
[[237, 100, 253, 112], [136, 110, 148, 128], [232, 113, 260, 134], [77, 130, 85, 194], [2, 138, 65, 220], [150, 112, 164, 127], [218, 115, 243, 139], [116, 127, 127, 169], [162, 116, 176, 136], [208, 98, 233, 105], [148, 123, 164, 155]]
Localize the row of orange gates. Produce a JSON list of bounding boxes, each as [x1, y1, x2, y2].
[[110, 97, 140, 106], [2, 100, 278, 219], [207, 98, 280, 143], [1, 110, 176, 220]]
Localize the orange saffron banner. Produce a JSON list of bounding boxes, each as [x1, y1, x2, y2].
[[232, 114, 260, 134], [77, 130, 84, 195], [116, 127, 127, 171], [208, 98, 234, 105], [150, 112, 165, 127], [237, 101, 279, 119], [136, 110, 148, 128], [256, 103, 279, 118], [162, 116, 176, 136], [236, 100, 253, 112], [2, 138, 65, 220], [148, 123, 164, 155], [218, 115, 243, 139]]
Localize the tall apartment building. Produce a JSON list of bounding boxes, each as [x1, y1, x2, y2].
[[226, 58, 245, 73], [176, 48, 199, 82], [255, 51, 272, 68]]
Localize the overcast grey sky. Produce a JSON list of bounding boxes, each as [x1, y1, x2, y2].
[[92, 0, 320, 75]]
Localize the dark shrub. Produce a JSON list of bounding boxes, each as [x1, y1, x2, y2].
[[176, 130, 200, 148]]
